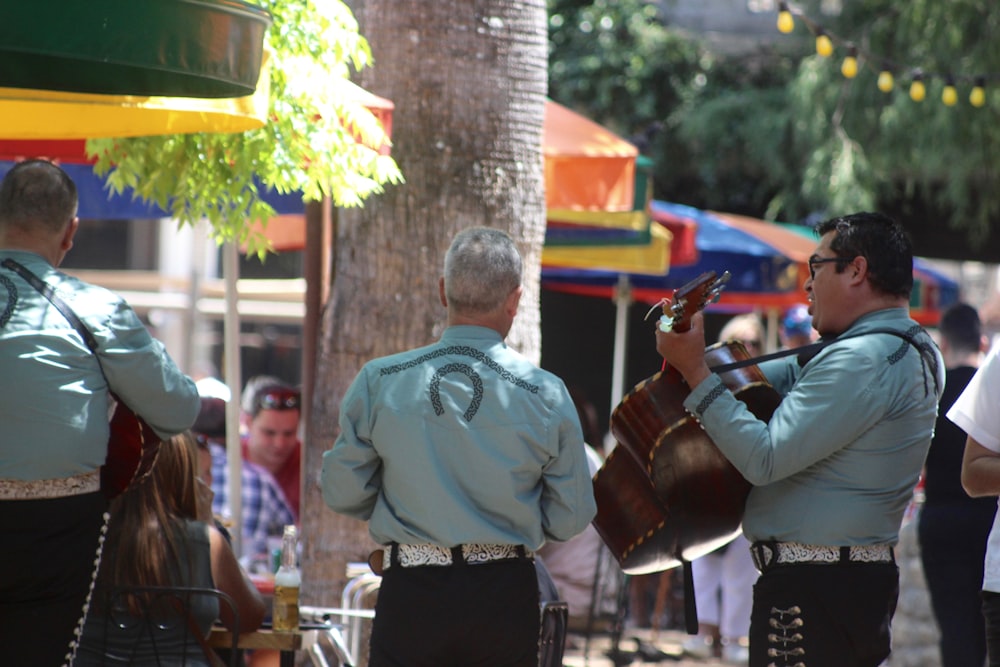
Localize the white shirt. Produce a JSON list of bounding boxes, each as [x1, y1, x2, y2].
[[947, 343, 1000, 591]]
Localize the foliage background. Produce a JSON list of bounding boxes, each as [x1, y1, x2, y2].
[[547, 0, 1000, 260]]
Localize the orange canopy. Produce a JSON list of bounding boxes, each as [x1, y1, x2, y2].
[[543, 100, 637, 212]]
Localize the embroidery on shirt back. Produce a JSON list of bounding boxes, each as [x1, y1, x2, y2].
[[0, 274, 16, 327], [380, 345, 540, 422], [429, 363, 483, 421]]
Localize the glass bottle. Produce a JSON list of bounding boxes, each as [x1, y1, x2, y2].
[[272, 525, 300, 631]]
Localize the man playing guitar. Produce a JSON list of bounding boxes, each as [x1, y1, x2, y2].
[[655, 212, 944, 667], [0, 160, 201, 666]]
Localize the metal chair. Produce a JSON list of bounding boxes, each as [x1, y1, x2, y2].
[[82, 585, 240, 667], [538, 601, 569, 667]]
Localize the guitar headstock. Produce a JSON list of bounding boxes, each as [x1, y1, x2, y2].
[[645, 270, 730, 333]]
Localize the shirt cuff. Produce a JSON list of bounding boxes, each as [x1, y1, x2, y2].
[[683, 373, 727, 419]]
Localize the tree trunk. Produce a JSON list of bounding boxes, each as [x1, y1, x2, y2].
[[300, 0, 549, 624]]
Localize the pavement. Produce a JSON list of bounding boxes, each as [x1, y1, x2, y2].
[[561, 627, 745, 667]]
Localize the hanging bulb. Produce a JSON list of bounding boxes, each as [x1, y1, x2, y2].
[[970, 77, 986, 107], [777, 2, 794, 34], [909, 74, 926, 102], [942, 77, 958, 106], [877, 69, 894, 93], [815, 32, 833, 58], [841, 48, 858, 79]]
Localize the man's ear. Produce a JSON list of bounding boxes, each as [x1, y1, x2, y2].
[[505, 285, 523, 316], [439, 277, 448, 308], [61, 217, 79, 252], [849, 255, 868, 285]]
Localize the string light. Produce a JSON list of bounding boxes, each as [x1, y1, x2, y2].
[[877, 68, 894, 93], [971, 77, 986, 107], [777, 2, 795, 34], [776, 5, 995, 108], [841, 47, 858, 79], [942, 77, 958, 106], [909, 73, 926, 102], [815, 31, 833, 58]]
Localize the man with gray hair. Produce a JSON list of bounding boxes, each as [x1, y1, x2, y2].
[[322, 226, 596, 666]]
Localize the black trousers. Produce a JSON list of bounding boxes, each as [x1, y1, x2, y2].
[[0, 491, 108, 667], [748, 561, 898, 667], [981, 591, 1000, 667], [919, 505, 992, 667], [369, 557, 540, 667]]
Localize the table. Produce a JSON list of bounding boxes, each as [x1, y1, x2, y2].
[[208, 625, 320, 667]]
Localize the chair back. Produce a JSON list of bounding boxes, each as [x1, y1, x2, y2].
[[87, 585, 239, 667], [538, 600, 569, 667]]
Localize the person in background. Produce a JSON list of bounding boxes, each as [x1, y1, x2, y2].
[[240, 375, 302, 520], [76, 432, 266, 666], [681, 313, 762, 664], [948, 327, 1000, 665], [656, 211, 944, 667], [321, 227, 596, 666], [194, 396, 295, 566], [917, 303, 993, 667], [0, 159, 201, 665], [779, 303, 816, 349]]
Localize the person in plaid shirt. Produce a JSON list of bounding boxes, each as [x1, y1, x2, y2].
[[194, 396, 295, 564]]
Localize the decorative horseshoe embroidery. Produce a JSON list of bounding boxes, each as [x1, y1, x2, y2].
[[0, 274, 16, 328], [430, 363, 483, 422], [379, 345, 540, 423]]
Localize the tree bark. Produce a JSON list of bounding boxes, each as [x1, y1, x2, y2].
[[300, 0, 549, 622]]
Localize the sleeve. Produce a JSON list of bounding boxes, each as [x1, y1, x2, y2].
[[321, 368, 383, 520], [948, 346, 1000, 452], [94, 297, 200, 439], [539, 383, 598, 543], [685, 344, 887, 485]]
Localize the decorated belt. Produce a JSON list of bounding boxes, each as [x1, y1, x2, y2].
[[750, 541, 894, 573], [0, 469, 101, 500], [383, 543, 533, 570]]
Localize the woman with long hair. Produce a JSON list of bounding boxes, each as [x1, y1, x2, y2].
[[76, 431, 266, 666]]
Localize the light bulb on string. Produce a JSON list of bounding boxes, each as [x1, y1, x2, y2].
[[877, 68, 894, 93], [777, 2, 794, 34], [970, 77, 986, 107], [909, 73, 926, 102], [942, 77, 957, 106], [841, 47, 858, 79], [815, 31, 833, 58]]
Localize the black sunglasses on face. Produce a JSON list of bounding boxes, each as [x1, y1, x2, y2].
[[808, 255, 851, 280]]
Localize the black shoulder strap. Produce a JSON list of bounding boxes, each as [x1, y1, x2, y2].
[[2, 257, 100, 353], [709, 325, 941, 396]]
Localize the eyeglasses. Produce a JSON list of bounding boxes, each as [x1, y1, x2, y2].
[[254, 389, 301, 413], [808, 254, 851, 280]]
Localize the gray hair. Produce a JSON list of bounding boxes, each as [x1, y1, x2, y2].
[[444, 227, 522, 315], [0, 160, 79, 234]]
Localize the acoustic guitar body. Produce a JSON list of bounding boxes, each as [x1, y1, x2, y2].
[[594, 341, 782, 574], [101, 399, 161, 499]]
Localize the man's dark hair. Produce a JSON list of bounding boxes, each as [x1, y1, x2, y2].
[[815, 211, 913, 299], [0, 159, 78, 234], [938, 302, 982, 355]]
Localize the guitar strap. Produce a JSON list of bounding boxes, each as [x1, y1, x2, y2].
[[708, 327, 941, 397], [1, 258, 102, 355]]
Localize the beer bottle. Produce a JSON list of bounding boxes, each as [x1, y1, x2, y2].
[[272, 525, 300, 631]]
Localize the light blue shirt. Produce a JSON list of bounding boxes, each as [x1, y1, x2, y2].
[[685, 308, 943, 546], [0, 250, 200, 480], [321, 325, 597, 550]]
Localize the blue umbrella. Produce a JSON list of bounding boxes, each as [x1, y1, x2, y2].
[[542, 200, 806, 310]]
